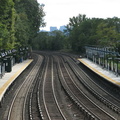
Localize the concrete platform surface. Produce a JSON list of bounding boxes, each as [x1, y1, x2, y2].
[[78, 58, 120, 86], [0, 59, 33, 102]]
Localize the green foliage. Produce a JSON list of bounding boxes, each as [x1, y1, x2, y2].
[[0, 0, 15, 49], [66, 14, 88, 52], [96, 19, 120, 47], [0, 0, 45, 50], [32, 32, 48, 50], [66, 14, 120, 53], [1, 0, 120, 54], [33, 30, 65, 51], [14, 12, 30, 46], [33, 14, 120, 53], [15, 0, 45, 45]]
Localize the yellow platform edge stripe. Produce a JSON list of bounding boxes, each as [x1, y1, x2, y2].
[[0, 59, 33, 97], [78, 59, 120, 85]]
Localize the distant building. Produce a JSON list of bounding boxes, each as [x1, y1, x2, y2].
[[40, 29, 48, 32], [50, 27, 58, 32], [59, 25, 66, 32]]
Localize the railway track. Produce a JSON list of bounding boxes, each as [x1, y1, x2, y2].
[[27, 55, 45, 120], [7, 54, 43, 120], [57, 55, 117, 120], [64, 55, 120, 117], [1, 51, 120, 120], [39, 55, 67, 120]]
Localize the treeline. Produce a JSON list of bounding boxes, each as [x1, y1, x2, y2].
[[0, 0, 45, 50], [33, 30, 65, 51], [34, 14, 120, 53], [66, 14, 120, 52]]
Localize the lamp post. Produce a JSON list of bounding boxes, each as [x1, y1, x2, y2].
[[114, 58, 120, 76], [102, 47, 105, 68], [114, 46, 120, 75], [0, 57, 1, 78], [98, 55, 100, 65], [108, 57, 112, 71], [106, 47, 108, 69]]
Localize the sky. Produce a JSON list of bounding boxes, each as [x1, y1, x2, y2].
[[37, 0, 120, 31]]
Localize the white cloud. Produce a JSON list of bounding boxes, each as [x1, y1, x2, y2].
[[38, 0, 120, 31]]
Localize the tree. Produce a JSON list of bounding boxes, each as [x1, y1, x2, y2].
[[0, 0, 45, 50], [66, 14, 88, 52], [14, 0, 46, 47], [33, 30, 65, 51], [0, 0, 16, 49], [66, 14, 87, 31], [66, 15, 120, 53], [14, 12, 30, 46], [96, 20, 120, 47]]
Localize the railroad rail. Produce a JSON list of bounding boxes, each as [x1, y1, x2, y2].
[[28, 56, 45, 120], [57, 55, 117, 120], [7, 54, 43, 120], [65, 55, 120, 116], [39, 55, 67, 120], [0, 52, 120, 120]]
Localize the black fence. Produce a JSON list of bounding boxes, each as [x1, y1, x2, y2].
[[85, 46, 120, 76]]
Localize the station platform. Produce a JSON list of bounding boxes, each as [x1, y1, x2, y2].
[[78, 58, 120, 86], [0, 59, 33, 104]]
